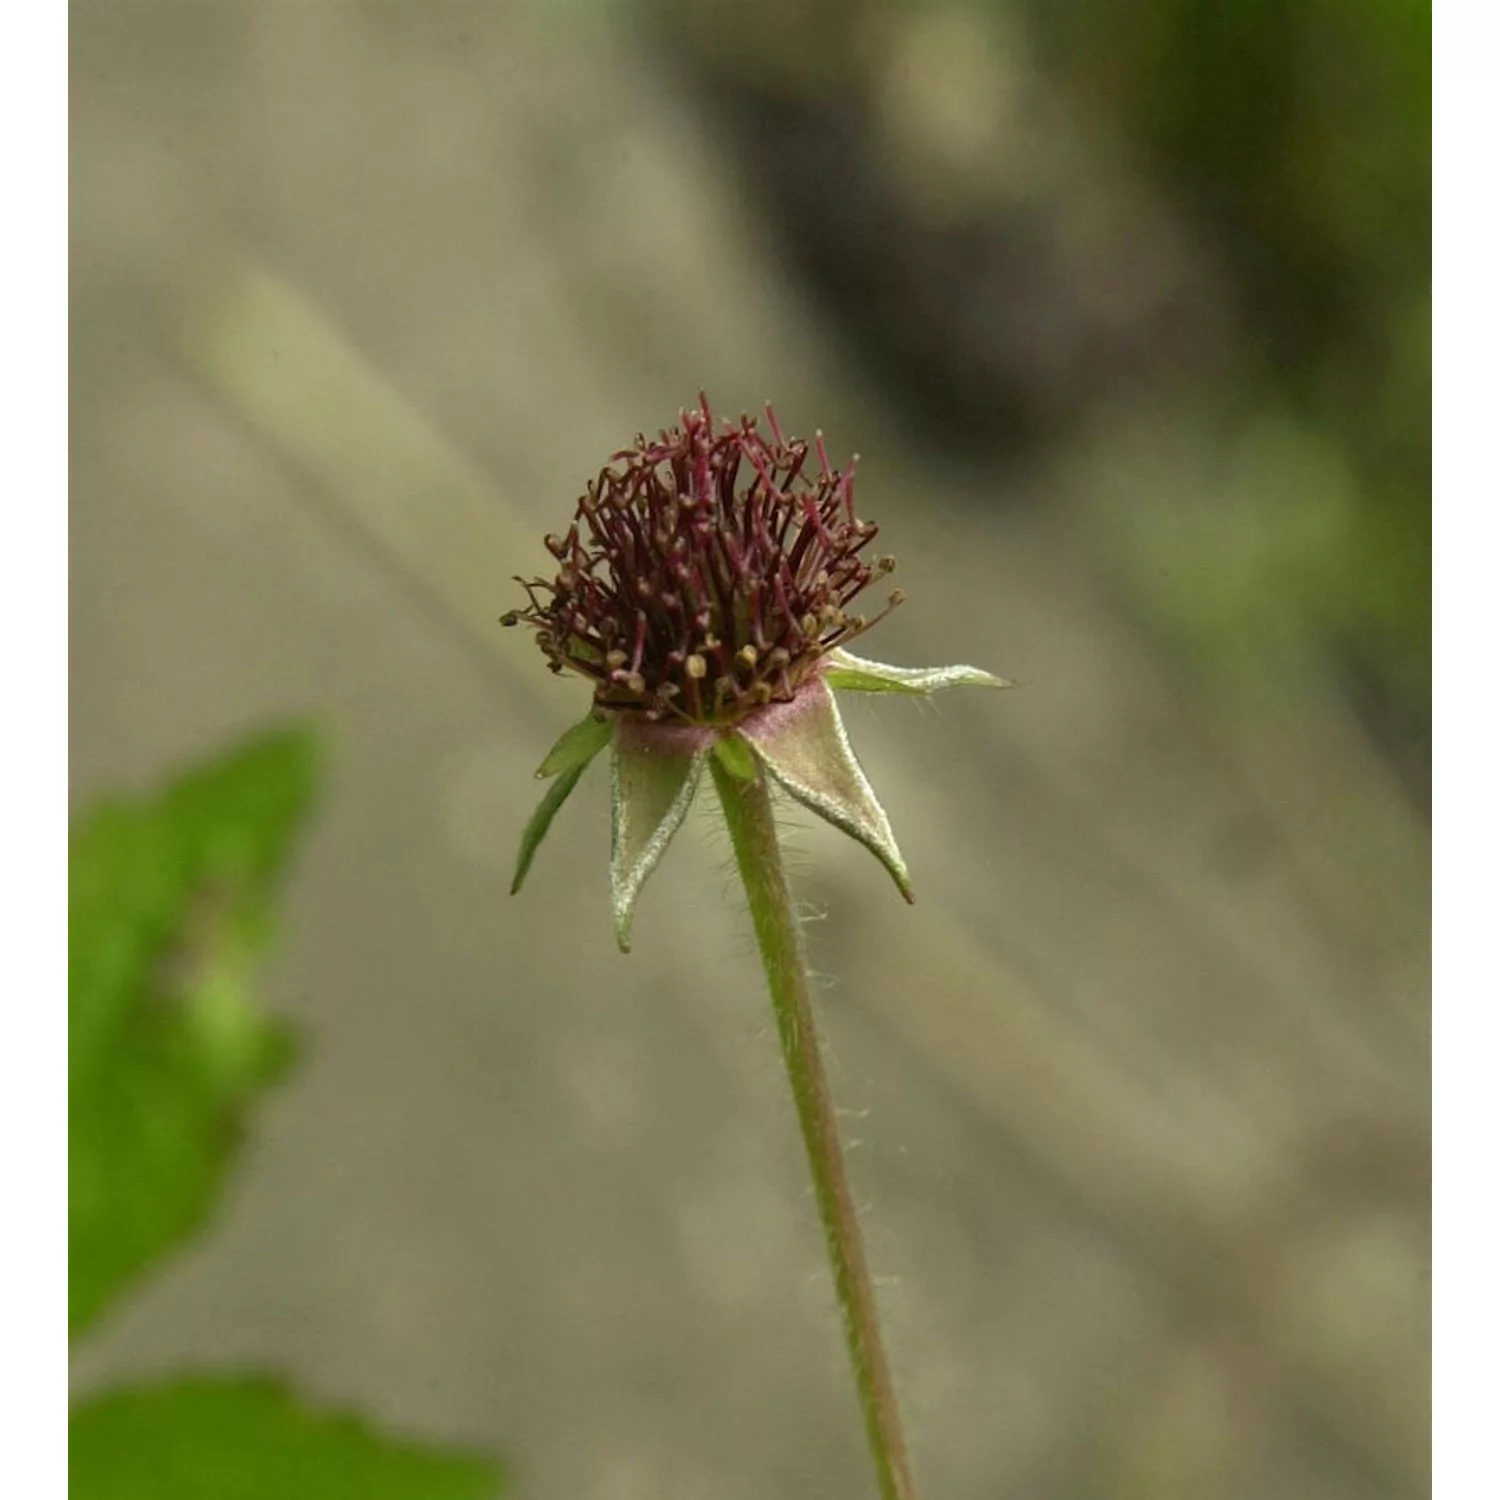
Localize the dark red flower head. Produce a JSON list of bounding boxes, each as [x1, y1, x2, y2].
[[502, 393, 903, 723]]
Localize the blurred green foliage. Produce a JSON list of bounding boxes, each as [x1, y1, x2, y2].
[[70, 729, 315, 1337], [70, 1380, 498, 1500], [70, 728, 504, 1498], [1037, 0, 1430, 712]]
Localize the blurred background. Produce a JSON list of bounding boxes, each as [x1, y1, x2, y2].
[[69, 2, 1429, 1497]]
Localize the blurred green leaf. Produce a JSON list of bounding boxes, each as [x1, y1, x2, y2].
[[69, 1379, 503, 1500], [70, 727, 321, 1339]]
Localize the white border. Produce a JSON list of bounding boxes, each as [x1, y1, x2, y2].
[[4, 0, 68, 1493], [1433, 3, 1497, 1495]]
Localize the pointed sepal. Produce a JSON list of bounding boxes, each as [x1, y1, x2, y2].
[[738, 677, 914, 902], [822, 648, 1014, 696], [512, 763, 589, 895], [611, 720, 710, 952], [536, 711, 613, 778]]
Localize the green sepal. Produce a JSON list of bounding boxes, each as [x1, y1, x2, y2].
[[739, 677, 914, 902], [611, 725, 707, 952], [712, 734, 758, 782], [822, 648, 1014, 696], [511, 763, 587, 895], [535, 712, 612, 779]]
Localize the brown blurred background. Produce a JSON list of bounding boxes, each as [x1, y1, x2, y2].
[[70, 2, 1429, 1497]]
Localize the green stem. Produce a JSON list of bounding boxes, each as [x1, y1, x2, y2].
[[710, 754, 916, 1500]]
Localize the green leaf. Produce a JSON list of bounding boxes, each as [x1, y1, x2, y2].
[[739, 678, 914, 902], [69, 1378, 502, 1500], [610, 721, 708, 952], [70, 728, 321, 1340], [511, 761, 587, 895], [822, 648, 1015, 695], [535, 711, 612, 779]]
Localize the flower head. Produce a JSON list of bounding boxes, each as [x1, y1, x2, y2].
[[507, 395, 1013, 950], [501, 393, 902, 724]]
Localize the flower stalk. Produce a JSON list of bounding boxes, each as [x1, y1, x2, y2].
[[504, 393, 1014, 1496], [709, 750, 915, 1500]]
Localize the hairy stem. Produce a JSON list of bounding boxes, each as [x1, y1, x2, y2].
[[710, 754, 916, 1500]]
